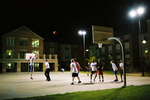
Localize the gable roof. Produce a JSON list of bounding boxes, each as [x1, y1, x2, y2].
[[2, 26, 44, 40]]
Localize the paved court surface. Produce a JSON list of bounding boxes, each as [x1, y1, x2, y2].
[[0, 72, 150, 100]]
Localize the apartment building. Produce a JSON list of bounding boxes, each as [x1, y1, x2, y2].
[[94, 20, 150, 71], [0, 26, 58, 73], [58, 44, 85, 71]]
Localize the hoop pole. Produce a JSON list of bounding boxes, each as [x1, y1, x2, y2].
[[108, 37, 126, 87]]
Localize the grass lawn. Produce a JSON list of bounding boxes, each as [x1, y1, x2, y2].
[[11, 85, 150, 100]]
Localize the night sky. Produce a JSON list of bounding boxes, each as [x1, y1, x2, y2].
[[0, 0, 150, 45]]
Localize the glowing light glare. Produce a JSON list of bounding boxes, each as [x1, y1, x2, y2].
[[129, 10, 136, 17], [9, 52, 11, 55], [78, 31, 86, 35], [137, 7, 145, 15], [145, 50, 148, 53], [142, 40, 147, 44], [86, 49, 89, 52], [8, 63, 11, 66]]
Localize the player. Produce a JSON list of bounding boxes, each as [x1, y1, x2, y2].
[[45, 60, 51, 81], [119, 59, 123, 82], [97, 59, 104, 82], [86, 62, 90, 76], [70, 59, 81, 85], [74, 58, 82, 72], [110, 60, 118, 82], [29, 53, 38, 80], [90, 59, 97, 83]]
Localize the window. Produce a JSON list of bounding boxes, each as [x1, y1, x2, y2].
[[50, 43, 55, 48], [124, 36, 129, 42], [65, 46, 69, 50], [143, 34, 147, 40], [32, 39, 39, 47], [20, 38, 28, 46], [50, 49, 55, 54], [6, 50, 14, 58], [109, 51, 112, 55], [73, 54, 78, 58], [65, 54, 70, 59], [7, 37, 15, 46], [116, 50, 120, 54], [102, 52, 105, 55], [125, 48, 130, 54], [32, 51, 39, 54], [19, 51, 27, 58], [73, 45, 77, 50], [126, 61, 130, 67], [34, 63, 39, 72]]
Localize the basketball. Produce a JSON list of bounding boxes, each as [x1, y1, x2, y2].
[[53, 31, 57, 35]]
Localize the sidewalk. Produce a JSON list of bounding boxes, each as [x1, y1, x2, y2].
[[0, 72, 150, 100]]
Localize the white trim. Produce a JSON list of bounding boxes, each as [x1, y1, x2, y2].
[[2, 26, 44, 40]]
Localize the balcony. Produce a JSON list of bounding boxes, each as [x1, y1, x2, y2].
[[0, 53, 57, 59]]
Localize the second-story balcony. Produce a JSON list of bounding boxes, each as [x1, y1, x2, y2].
[[0, 53, 57, 59]]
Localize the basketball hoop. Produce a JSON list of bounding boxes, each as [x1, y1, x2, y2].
[[98, 43, 103, 48]]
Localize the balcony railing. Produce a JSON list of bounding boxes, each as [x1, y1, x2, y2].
[[0, 53, 57, 59]]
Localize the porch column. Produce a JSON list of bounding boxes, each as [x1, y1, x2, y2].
[[55, 54, 57, 59], [43, 62, 45, 72], [2, 63, 6, 73], [49, 54, 51, 59], [54, 62, 58, 71], [43, 54, 45, 59], [18, 53, 20, 59], [17, 62, 21, 72]]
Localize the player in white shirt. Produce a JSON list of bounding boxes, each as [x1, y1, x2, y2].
[[29, 53, 38, 80], [90, 59, 97, 83], [119, 59, 123, 82], [70, 59, 81, 85], [45, 60, 51, 81], [110, 60, 118, 82]]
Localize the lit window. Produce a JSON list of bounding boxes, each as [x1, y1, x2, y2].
[[6, 50, 14, 58], [32, 39, 39, 47], [32, 51, 39, 54]]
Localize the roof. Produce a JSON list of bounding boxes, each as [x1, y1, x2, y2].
[[2, 26, 44, 40]]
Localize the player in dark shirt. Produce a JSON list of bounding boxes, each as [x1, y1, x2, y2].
[[97, 59, 104, 82]]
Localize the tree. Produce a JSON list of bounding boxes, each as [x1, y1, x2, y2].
[[86, 45, 99, 63]]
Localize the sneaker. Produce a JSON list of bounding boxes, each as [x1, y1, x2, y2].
[[114, 79, 118, 82], [121, 80, 123, 82], [102, 80, 104, 82], [71, 83, 74, 85], [30, 77, 33, 80], [99, 80, 101, 82], [78, 81, 81, 84]]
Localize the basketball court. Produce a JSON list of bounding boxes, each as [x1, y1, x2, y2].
[[0, 72, 150, 99]]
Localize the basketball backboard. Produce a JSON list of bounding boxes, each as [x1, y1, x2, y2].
[[25, 53, 35, 60], [92, 25, 114, 44]]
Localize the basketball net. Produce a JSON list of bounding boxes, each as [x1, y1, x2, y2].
[[98, 43, 103, 48]]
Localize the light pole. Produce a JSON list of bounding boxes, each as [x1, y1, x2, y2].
[[129, 7, 145, 76], [78, 30, 86, 72]]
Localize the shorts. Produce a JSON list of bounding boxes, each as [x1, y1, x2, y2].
[[98, 71, 103, 75], [114, 70, 117, 75], [91, 71, 97, 74], [87, 69, 90, 72], [29, 65, 33, 72], [120, 69, 123, 75], [72, 73, 78, 77]]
